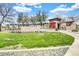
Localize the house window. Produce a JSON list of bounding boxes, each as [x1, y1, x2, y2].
[[66, 22, 72, 26]]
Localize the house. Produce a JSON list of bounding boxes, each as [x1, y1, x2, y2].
[[49, 18, 61, 29], [76, 22, 79, 30], [60, 20, 76, 31], [49, 18, 77, 31]]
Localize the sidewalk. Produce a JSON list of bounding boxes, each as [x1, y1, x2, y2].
[[38, 29, 79, 56], [59, 31, 79, 56]]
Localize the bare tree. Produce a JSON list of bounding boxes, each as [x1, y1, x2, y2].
[[36, 10, 48, 26], [68, 14, 79, 22], [17, 13, 23, 24], [17, 13, 30, 26], [30, 15, 38, 25], [0, 4, 15, 31]]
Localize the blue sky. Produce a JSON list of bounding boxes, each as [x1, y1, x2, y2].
[[1, 3, 79, 19]]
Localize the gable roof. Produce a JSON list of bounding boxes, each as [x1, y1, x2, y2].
[[49, 18, 61, 21]]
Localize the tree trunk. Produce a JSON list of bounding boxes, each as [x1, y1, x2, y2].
[[0, 17, 5, 31], [40, 21, 43, 26], [0, 24, 1, 31]]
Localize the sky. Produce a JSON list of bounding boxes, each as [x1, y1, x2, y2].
[[12, 3, 79, 18], [0, 3, 79, 23]]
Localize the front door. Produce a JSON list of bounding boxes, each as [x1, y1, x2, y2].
[[58, 23, 60, 29]]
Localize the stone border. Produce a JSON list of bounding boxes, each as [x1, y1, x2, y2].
[[0, 46, 69, 56]]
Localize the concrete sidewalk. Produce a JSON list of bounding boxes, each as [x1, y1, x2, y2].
[[59, 31, 79, 56], [37, 29, 79, 56]]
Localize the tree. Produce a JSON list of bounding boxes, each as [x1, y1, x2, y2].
[[0, 4, 15, 31], [17, 13, 30, 26], [36, 11, 48, 26], [36, 11, 42, 25], [41, 11, 48, 22], [68, 14, 79, 22], [23, 15, 30, 25], [17, 13, 23, 24], [30, 15, 38, 25]]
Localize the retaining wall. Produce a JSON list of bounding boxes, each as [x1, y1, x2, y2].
[[0, 46, 69, 56]]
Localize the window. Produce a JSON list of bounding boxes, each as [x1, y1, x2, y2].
[[66, 22, 72, 26]]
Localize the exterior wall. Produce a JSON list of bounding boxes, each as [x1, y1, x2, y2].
[[42, 23, 49, 29], [60, 23, 66, 30], [66, 22, 76, 30], [60, 22, 76, 31], [49, 21, 58, 29], [20, 25, 41, 32], [77, 25, 79, 30]]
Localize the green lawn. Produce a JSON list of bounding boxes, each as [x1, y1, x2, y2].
[[0, 32, 74, 48]]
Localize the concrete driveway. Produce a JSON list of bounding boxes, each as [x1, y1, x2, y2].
[[43, 29, 79, 56], [59, 31, 79, 56]]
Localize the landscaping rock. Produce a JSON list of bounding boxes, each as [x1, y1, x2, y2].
[[0, 44, 24, 50], [0, 46, 69, 56]]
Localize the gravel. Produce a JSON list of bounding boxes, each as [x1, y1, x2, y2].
[[0, 46, 69, 56]]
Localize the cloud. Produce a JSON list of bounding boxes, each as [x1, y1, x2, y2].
[[26, 3, 42, 8], [50, 7, 73, 14], [13, 6, 32, 12], [16, 3, 41, 7], [71, 3, 79, 9], [26, 3, 41, 6], [57, 4, 67, 8], [50, 3, 79, 14], [16, 3, 26, 7], [16, 3, 42, 9], [34, 5, 42, 8]]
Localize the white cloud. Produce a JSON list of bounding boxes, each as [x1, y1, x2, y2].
[[50, 7, 73, 14], [34, 5, 42, 8], [16, 3, 42, 9], [26, 3, 41, 6], [16, 3, 26, 7], [26, 3, 42, 8], [50, 3, 79, 14], [57, 4, 67, 8], [13, 6, 32, 12], [71, 3, 79, 9]]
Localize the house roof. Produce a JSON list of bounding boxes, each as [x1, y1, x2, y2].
[[49, 18, 61, 21], [64, 20, 74, 23]]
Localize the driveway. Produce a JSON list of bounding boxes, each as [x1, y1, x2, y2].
[[59, 30, 79, 56], [41, 29, 79, 56]]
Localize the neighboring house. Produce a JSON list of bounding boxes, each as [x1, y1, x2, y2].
[[49, 18, 77, 31], [60, 21, 76, 31], [49, 18, 61, 29], [76, 22, 79, 30]]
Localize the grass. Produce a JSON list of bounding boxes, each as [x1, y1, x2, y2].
[[0, 32, 74, 48]]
